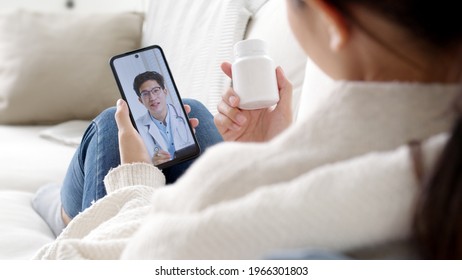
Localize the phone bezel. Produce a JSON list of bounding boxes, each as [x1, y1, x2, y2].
[[109, 45, 201, 170]]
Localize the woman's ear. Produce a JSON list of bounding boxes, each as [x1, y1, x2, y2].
[[309, 0, 350, 51]]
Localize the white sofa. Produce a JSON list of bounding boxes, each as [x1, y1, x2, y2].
[[0, 0, 329, 259]]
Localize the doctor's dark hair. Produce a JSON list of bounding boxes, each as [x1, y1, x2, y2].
[[133, 71, 166, 97], [317, 0, 462, 259]]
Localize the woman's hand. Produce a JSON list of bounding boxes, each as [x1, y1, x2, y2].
[[115, 99, 151, 164], [214, 62, 293, 142], [184, 104, 199, 133], [115, 100, 199, 166]]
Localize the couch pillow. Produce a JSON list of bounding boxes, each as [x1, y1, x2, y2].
[[0, 10, 143, 124], [142, 0, 268, 115]]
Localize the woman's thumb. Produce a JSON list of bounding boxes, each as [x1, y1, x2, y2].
[[275, 66, 293, 112], [115, 99, 133, 133]]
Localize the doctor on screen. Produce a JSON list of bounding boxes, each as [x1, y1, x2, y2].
[[133, 71, 193, 166]]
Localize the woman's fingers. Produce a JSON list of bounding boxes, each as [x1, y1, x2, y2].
[[275, 66, 293, 117], [183, 104, 198, 132], [214, 112, 241, 132], [221, 62, 232, 79], [184, 104, 191, 114], [115, 99, 151, 165], [217, 101, 246, 126], [189, 118, 199, 133]]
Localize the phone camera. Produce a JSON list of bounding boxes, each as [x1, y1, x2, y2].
[[135, 54, 139, 58]]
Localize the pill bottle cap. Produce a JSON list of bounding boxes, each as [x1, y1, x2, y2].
[[234, 38, 269, 58]]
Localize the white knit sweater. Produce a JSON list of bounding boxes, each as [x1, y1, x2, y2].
[[34, 81, 460, 259]]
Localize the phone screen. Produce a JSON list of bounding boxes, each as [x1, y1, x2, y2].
[[110, 45, 200, 169]]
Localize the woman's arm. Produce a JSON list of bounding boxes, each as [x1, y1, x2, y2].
[[121, 134, 448, 259]]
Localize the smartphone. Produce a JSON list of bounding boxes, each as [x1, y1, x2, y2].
[[110, 45, 200, 169]]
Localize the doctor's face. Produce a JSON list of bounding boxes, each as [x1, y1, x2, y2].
[[138, 79, 168, 120]]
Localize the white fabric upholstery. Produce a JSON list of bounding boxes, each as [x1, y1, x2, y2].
[[0, 125, 76, 193], [0, 125, 75, 260], [0, 191, 54, 259], [39, 120, 90, 147]]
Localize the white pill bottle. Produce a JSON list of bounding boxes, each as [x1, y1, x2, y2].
[[232, 38, 279, 110]]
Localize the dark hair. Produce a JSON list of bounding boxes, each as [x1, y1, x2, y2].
[[413, 103, 462, 259], [323, 0, 462, 259], [133, 71, 165, 97], [325, 0, 462, 49]]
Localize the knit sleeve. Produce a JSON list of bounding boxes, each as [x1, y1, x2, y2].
[[121, 133, 448, 259], [104, 162, 166, 194]]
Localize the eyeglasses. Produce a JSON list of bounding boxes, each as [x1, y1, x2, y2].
[[140, 86, 162, 99]]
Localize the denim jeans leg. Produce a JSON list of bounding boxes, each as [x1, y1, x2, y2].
[[61, 99, 223, 217], [61, 107, 120, 218]]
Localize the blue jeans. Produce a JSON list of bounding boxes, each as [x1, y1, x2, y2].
[[61, 99, 223, 219]]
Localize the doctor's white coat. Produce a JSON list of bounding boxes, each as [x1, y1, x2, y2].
[[136, 104, 192, 159]]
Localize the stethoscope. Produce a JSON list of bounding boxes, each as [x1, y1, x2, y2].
[[150, 104, 188, 154]]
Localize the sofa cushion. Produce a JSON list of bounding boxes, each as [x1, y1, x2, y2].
[[39, 120, 90, 147], [142, 0, 269, 115], [0, 190, 54, 259], [0, 125, 76, 193], [0, 11, 143, 125]]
